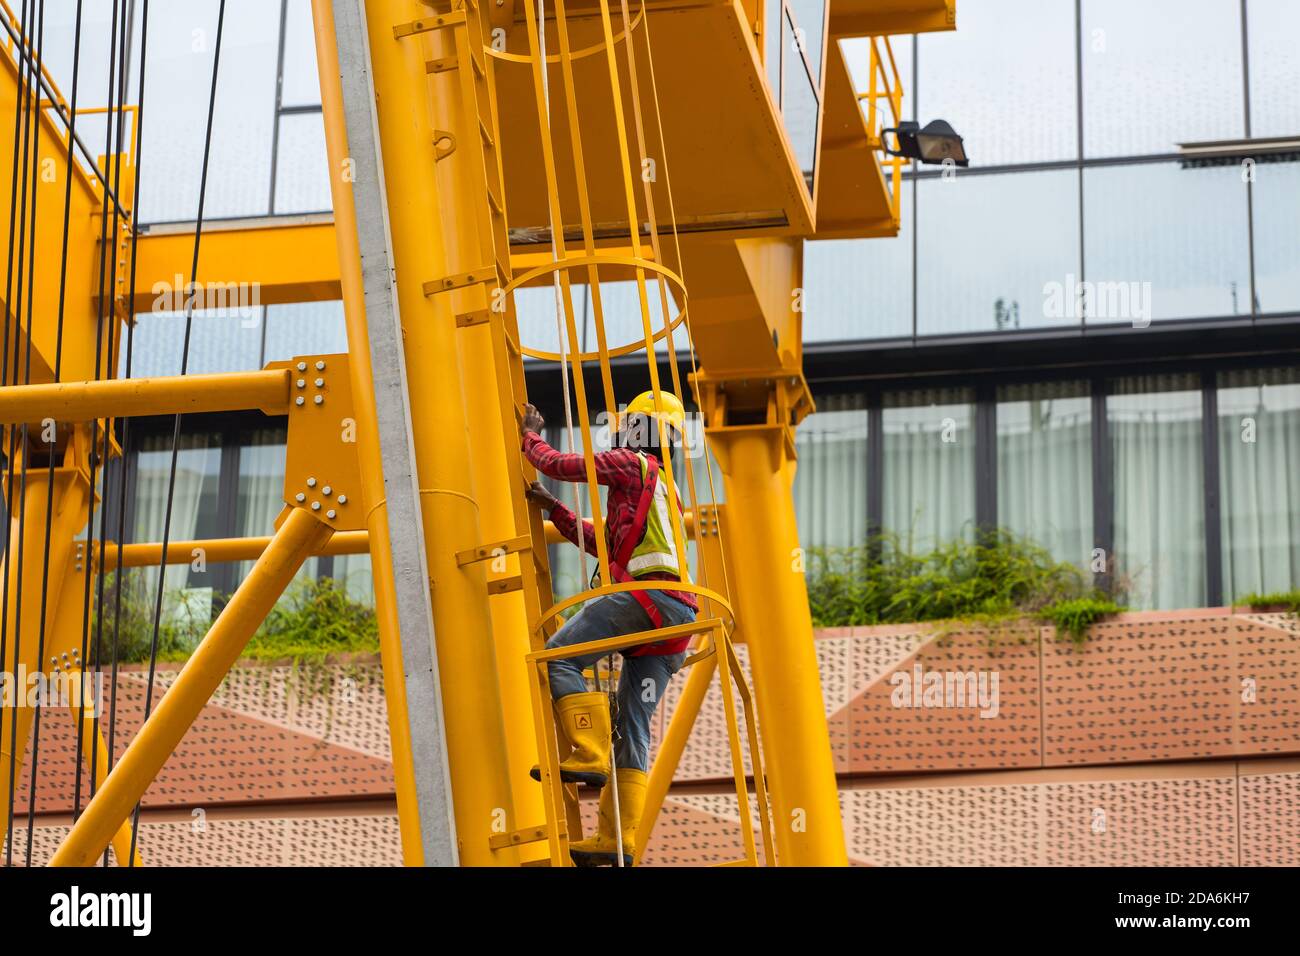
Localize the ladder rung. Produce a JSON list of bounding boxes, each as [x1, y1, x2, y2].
[[423, 267, 496, 297], [456, 533, 531, 567], [487, 574, 523, 595], [392, 11, 466, 38], [425, 56, 458, 74], [488, 824, 549, 850], [478, 118, 494, 149]]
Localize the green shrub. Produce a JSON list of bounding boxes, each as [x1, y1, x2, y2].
[[94, 572, 377, 665], [805, 530, 1123, 644], [1237, 589, 1300, 613], [1037, 596, 1126, 647]]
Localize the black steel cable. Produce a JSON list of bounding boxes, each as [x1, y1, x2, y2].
[[108, 0, 150, 868], [0, 0, 32, 863], [89, 0, 135, 867], [47, 0, 90, 839], [90, 0, 137, 868], [24, 0, 87, 868], [129, 0, 226, 864], [2, 0, 40, 867], [72, 0, 123, 831], [13, 0, 54, 869]]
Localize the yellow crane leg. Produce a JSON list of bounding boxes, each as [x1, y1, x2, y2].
[[423, 15, 544, 857], [49, 507, 333, 867], [0, 457, 90, 849], [708, 427, 848, 866], [311, 0, 433, 867], [361, 0, 518, 865]]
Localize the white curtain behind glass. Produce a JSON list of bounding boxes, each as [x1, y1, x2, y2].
[[1109, 375, 1205, 610], [133, 434, 220, 612], [794, 394, 869, 551], [883, 389, 976, 552], [237, 430, 318, 591], [1218, 368, 1300, 601], [997, 383, 1092, 568]]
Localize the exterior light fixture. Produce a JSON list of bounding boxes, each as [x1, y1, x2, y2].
[[882, 119, 969, 167]]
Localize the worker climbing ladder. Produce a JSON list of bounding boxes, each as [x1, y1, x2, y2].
[[405, 0, 772, 865]]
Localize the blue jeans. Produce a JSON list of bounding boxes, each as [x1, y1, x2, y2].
[[546, 590, 695, 772]]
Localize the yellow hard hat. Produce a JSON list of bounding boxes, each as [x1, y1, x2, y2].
[[619, 389, 685, 432]]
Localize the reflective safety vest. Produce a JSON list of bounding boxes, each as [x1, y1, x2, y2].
[[610, 453, 693, 656], [626, 453, 688, 581]]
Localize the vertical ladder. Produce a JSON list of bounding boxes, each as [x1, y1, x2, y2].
[[429, 0, 579, 865]]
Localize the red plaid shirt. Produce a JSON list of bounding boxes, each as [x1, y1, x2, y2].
[[522, 431, 697, 612]]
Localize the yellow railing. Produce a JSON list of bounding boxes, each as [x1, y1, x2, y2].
[[857, 35, 906, 226], [0, 0, 138, 207]]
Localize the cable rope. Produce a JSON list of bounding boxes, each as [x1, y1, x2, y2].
[[88, 0, 135, 867], [109, 0, 149, 868], [130, 0, 226, 863], [73, 0, 124, 841], [1, 0, 42, 866], [534, 0, 588, 587], [25, 0, 86, 868]]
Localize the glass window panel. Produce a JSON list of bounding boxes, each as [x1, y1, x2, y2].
[[1217, 368, 1300, 601], [333, 553, 374, 607], [1108, 374, 1205, 610], [803, 190, 913, 341], [997, 381, 1092, 568], [1246, 0, 1300, 138], [919, 0, 1076, 166], [794, 393, 869, 551], [132, 431, 223, 625], [235, 428, 318, 587], [882, 387, 975, 551], [123, 307, 264, 378], [765, 0, 782, 105], [280, 0, 322, 108], [263, 301, 348, 364], [138, 1, 279, 222], [1084, 162, 1250, 322], [789, 0, 827, 83], [1082, 0, 1244, 158], [273, 110, 331, 214], [917, 168, 1080, 335], [1252, 160, 1300, 315], [782, 11, 820, 188]]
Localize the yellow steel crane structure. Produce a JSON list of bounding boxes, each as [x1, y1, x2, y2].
[[0, 0, 956, 867]]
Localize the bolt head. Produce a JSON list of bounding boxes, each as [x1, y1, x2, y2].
[[296, 378, 305, 388], [337, 494, 348, 505], [322, 485, 332, 496], [295, 492, 306, 502], [295, 396, 305, 406], [327, 509, 337, 519], [314, 395, 324, 405], [314, 378, 324, 387], [311, 501, 321, 511], [315, 360, 326, 370], [297, 361, 307, 371], [307, 477, 317, 487]]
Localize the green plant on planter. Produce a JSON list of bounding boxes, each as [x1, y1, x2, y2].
[[1238, 589, 1300, 615], [804, 530, 1124, 645]]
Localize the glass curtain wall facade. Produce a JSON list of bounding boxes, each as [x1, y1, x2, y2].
[[101, 0, 1300, 616]]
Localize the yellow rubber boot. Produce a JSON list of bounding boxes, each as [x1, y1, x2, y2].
[[542, 691, 609, 788], [529, 700, 574, 783], [570, 768, 646, 867]]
